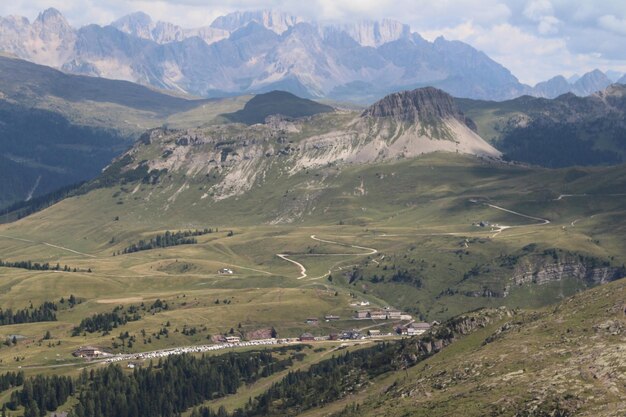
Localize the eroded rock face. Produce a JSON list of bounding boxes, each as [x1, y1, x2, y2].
[[512, 261, 622, 286], [361, 87, 477, 131]]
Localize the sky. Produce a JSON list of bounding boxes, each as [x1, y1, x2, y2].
[[2, 0, 626, 85]]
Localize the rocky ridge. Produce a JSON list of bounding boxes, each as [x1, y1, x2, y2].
[[0, 8, 525, 101], [106, 88, 500, 204], [362, 87, 477, 130]]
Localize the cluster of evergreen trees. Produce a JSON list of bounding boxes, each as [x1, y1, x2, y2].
[[72, 307, 140, 336], [0, 371, 24, 392], [0, 260, 84, 273], [0, 349, 300, 417], [0, 302, 57, 326], [119, 229, 214, 255], [500, 119, 623, 168], [191, 340, 426, 417], [6, 375, 74, 417], [69, 352, 282, 417], [0, 338, 436, 417]]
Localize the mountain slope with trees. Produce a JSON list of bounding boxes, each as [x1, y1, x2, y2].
[[458, 84, 626, 167]]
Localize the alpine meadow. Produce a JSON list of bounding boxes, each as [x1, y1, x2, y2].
[[0, 3, 624, 417]]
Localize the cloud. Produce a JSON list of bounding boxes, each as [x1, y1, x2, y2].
[[598, 14, 626, 36], [522, 0, 560, 34]]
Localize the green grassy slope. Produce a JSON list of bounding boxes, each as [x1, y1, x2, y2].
[[0, 153, 625, 372], [222, 91, 335, 124], [456, 86, 626, 167], [333, 278, 626, 417]]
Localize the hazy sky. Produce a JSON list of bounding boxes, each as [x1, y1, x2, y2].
[[2, 0, 626, 84]]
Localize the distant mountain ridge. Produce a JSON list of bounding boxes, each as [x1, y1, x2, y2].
[[458, 84, 626, 167], [532, 69, 617, 99], [0, 8, 526, 101], [2, 8, 624, 103], [0, 55, 212, 208]]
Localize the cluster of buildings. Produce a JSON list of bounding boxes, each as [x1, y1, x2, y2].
[[72, 346, 111, 359], [353, 307, 412, 321], [397, 322, 432, 336], [299, 330, 366, 341]]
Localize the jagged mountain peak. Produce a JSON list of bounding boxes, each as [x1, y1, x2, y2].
[[0, 8, 533, 101], [111, 11, 154, 39], [34, 7, 72, 31], [362, 87, 472, 125], [210, 9, 302, 34], [36, 7, 65, 22], [576, 69, 611, 86], [532, 75, 571, 98], [572, 69, 612, 96], [113, 11, 153, 27], [332, 18, 411, 47]]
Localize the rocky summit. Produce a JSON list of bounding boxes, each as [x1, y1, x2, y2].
[[362, 87, 477, 130]]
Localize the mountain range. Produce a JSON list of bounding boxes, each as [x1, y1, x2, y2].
[[0, 55, 214, 209], [2, 51, 625, 210], [2, 8, 623, 102]]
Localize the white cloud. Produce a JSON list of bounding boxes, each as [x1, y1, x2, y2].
[[523, 0, 554, 21], [598, 14, 626, 36], [522, 0, 560, 34]]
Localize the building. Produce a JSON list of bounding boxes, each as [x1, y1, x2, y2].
[[305, 318, 319, 325], [354, 310, 369, 319], [368, 329, 381, 336], [369, 310, 387, 320], [329, 333, 339, 341], [386, 310, 402, 320], [403, 322, 431, 336], [72, 346, 108, 359], [299, 332, 315, 341], [324, 315, 340, 321], [410, 322, 431, 334]]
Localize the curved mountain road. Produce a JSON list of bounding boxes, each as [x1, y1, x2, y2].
[[277, 235, 378, 280]]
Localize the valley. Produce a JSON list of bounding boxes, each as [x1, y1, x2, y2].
[[0, 19, 624, 413]]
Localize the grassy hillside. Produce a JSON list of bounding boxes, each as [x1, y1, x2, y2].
[[222, 91, 335, 125], [0, 153, 625, 374], [0, 55, 207, 116], [0, 56, 255, 208], [457, 86, 626, 167], [331, 278, 626, 417], [0, 101, 128, 208]]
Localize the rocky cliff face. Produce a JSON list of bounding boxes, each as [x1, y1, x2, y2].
[[512, 259, 623, 286], [0, 8, 527, 101], [332, 19, 411, 48], [412, 308, 512, 357], [361, 87, 477, 131], [0, 8, 75, 67], [106, 89, 499, 206]]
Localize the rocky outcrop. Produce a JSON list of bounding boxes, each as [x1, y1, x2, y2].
[[512, 260, 623, 286], [361, 87, 477, 131], [415, 308, 511, 356]]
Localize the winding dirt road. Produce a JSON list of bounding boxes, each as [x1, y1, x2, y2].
[[277, 235, 378, 280], [0, 234, 96, 258]]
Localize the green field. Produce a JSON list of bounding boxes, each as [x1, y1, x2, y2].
[[0, 152, 625, 376]]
